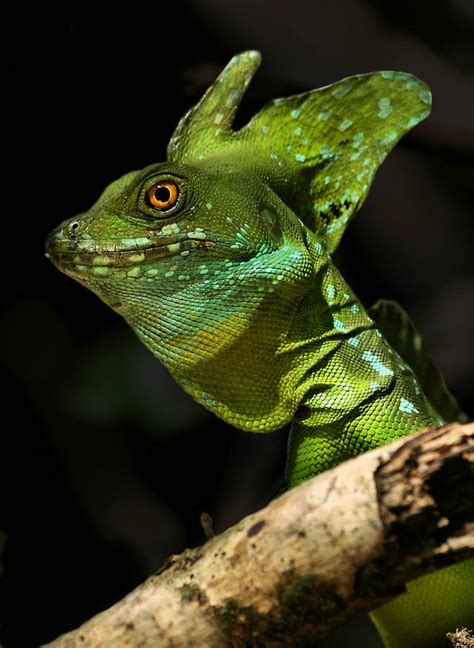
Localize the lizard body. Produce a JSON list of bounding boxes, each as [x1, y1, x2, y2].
[[46, 51, 473, 646]]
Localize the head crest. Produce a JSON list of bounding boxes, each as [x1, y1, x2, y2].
[[168, 51, 431, 253]]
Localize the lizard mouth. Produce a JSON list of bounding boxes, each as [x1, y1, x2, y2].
[[45, 231, 213, 276]]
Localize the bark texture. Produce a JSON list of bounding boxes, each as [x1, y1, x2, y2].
[[447, 628, 474, 648], [44, 423, 474, 647]]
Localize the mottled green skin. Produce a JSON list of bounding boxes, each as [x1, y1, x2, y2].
[[46, 52, 473, 646]]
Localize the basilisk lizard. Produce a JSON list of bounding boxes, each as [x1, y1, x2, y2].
[[46, 51, 473, 647]]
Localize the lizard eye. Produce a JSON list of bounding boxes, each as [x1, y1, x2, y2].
[[146, 181, 179, 211]]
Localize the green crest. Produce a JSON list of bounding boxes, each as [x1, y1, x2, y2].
[[168, 51, 431, 253]]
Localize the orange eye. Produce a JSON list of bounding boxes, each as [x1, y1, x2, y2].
[[146, 181, 179, 210]]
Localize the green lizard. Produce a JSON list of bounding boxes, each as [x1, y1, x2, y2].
[[46, 51, 473, 647]]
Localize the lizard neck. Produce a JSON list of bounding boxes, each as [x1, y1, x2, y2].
[[284, 260, 440, 486], [121, 226, 438, 441]]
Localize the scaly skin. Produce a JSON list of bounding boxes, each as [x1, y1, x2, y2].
[[46, 52, 473, 646]]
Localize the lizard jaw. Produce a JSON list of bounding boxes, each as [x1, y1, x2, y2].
[[45, 230, 213, 278]]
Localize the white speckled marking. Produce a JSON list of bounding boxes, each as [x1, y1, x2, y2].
[[320, 144, 332, 159], [339, 119, 353, 131], [377, 97, 393, 119], [334, 319, 346, 332], [93, 266, 112, 276], [128, 253, 145, 263], [318, 109, 332, 121], [121, 237, 152, 247], [332, 84, 352, 99], [161, 223, 180, 236], [380, 131, 397, 145], [405, 78, 419, 90], [399, 397, 419, 414], [362, 351, 394, 376], [92, 255, 112, 266], [187, 231, 207, 240]]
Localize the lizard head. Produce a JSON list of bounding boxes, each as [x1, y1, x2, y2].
[[46, 151, 315, 313], [46, 146, 317, 432], [46, 51, 431, 432]]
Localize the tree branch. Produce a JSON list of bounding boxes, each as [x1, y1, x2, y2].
[[447, 628, 474, 648], [44, 423, 474, 647]]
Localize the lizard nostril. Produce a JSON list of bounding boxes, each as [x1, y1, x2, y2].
[[70, 221, 79, 232]]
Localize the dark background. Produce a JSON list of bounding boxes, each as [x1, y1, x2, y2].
[[1, 1, 473, 646]]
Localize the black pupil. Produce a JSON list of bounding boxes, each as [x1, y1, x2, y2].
[[154, 185, 171, 203]]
